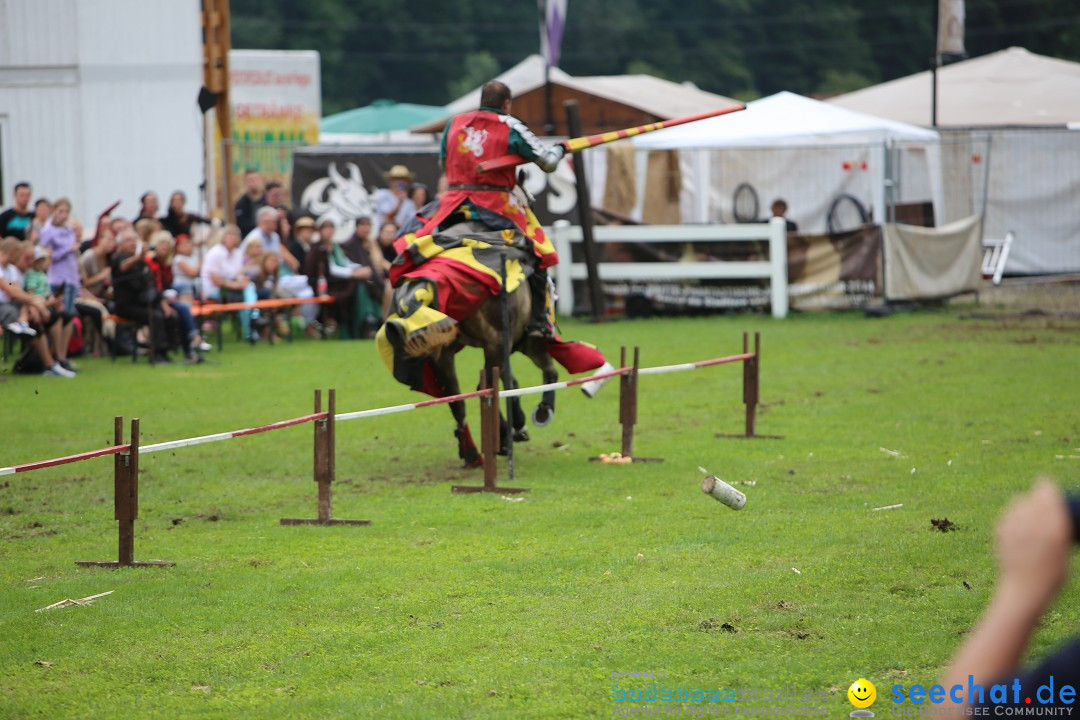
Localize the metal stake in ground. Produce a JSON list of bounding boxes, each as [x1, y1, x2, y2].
[[281, 389, 370, 526], [77, 417, 174, 568]]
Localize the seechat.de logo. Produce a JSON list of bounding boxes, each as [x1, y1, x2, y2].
[[891, 676, 1076, 708], [848, 678, 877, 717]]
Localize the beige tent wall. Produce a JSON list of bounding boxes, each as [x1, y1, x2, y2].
[[982, 129, 1080, 274]]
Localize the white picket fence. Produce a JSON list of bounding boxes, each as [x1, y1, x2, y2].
[[550, 217, 789, 319]]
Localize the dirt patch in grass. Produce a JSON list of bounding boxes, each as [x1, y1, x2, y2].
[[931, 518, 957, 533]]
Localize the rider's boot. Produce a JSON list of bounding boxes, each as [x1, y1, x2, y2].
[[526, 268, 555, 341]]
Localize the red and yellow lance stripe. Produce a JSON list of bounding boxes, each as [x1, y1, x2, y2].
[[477, 104, 746, 173]]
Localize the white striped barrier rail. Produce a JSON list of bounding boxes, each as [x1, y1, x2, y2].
[[1, 333, 769, 564]]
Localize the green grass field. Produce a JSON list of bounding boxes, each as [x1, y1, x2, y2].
[[1, 310, 1078, 719]]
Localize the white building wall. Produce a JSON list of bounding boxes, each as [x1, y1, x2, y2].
[[0, 0, 82, 207], [0, 0, 80, 68], [0, 0, 202, 224], [75, 0, 204, 222]]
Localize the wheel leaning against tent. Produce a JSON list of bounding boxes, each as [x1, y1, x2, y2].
[[826, 193, 869, 235], [732, 182, 760, 223]]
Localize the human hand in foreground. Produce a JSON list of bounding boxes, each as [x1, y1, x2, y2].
[[994, 479, 1072, 619]]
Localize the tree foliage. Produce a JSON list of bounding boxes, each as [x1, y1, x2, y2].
[[230, 0, 1080, 113]]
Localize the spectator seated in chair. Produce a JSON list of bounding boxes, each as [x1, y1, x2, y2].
[[24, 245, 80, 373], [170, 234, 200, 300], [145, 231, 209, 358], [0, 238, 74, 377], [110, 227, 188, 363], [200, 223, 260, 342], [243, 206, 317, 328]]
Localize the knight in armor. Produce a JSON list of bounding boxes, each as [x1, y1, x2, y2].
[[378, 81, 610, 398], [400, 80, 563, 342]]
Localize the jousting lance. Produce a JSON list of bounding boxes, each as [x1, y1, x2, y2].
[[476, 104, 746, 174]]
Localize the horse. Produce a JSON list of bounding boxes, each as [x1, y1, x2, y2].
[[428, 280, 559, 467], [379, 222, 610, 468]]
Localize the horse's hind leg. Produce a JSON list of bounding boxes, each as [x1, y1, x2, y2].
[[433, 350, 481, 468], [524, 338, 558, 427]]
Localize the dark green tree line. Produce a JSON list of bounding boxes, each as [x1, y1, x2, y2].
[[230, 0, 1080, 114]]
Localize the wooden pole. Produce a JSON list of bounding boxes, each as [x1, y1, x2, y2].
[[619, 347, 639, 458], [114, 416, 131, 565], [564, 100, 605, 321], [281, 389, 370, 525], [718, 333, 781, 441], [202, 0, 232, 219], [483, 368, 498, 491], [742, 333, 761, 438], [453, 368, 529, 493], [325, 389, 336, 518], [498, 256, 516, 481], [315, 390, 331, 521], [77, 417, 173, 568]]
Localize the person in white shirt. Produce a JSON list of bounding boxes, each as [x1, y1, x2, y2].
[[201, 225, 248, 300], [242, 206, 299, 273], [201, 224, 261, 341]]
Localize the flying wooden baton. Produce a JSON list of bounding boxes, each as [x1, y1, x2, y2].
[[476, 104, 746, 173]]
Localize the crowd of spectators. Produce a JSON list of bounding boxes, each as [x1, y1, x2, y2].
[[0, 171, 395, 378]]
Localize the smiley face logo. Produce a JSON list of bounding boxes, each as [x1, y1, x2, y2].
[[848, 678, 877, 709]]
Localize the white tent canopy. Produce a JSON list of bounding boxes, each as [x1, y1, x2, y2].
[[827, 47, 1080, 128], [622, 92, 941, 233], [632, 91, 938, 149], [827, 49, 1080, 274]]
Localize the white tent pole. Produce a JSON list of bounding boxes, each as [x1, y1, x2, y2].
[[693, 149, 710, 223], [632, 149, 648, 222], [873, 140, 887, 227]]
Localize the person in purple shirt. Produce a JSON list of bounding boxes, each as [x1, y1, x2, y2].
[[39, 197, 80, 369]]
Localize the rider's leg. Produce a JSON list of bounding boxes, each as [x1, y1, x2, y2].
[[526, 267, 555, 340]]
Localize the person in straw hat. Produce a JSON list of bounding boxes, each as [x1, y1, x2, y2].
[[374, 165, 418, 230]]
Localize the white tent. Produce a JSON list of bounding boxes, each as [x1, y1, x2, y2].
[[633, 91, 939, 148], [828, 48, 1080, 274], [625, 92, 941, 233], [827, 47, 1080, 128]]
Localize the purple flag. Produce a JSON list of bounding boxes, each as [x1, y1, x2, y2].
[[538, 0, 568, 69]]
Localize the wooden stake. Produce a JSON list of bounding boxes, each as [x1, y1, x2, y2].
[[718, 332, 781, 440], [453, 368, 529, 494], [281, 389, 370, 526], [77, 417, 174, 568]]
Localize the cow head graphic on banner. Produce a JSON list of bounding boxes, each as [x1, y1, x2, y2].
[[299, 162, 375, 241]]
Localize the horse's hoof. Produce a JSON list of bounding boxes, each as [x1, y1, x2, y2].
[[514, 428, 530, 443], [463, 455, 483, 469], [531, 404, 554, 427]]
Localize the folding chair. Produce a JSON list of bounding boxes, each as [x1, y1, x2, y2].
[[981, 231, 1014, 286]]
